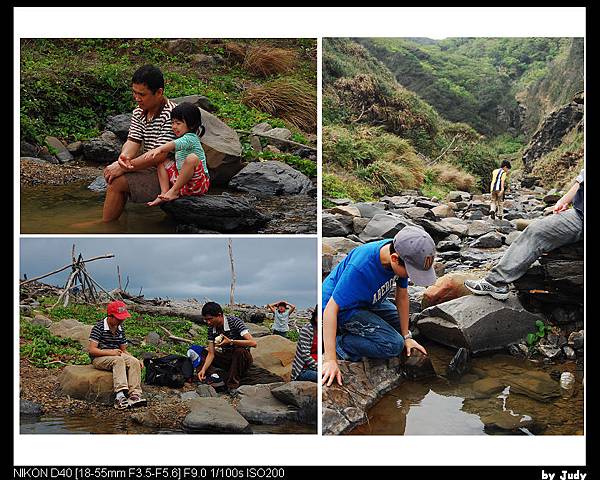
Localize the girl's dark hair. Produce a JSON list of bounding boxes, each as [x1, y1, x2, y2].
[[500, 160, 512, 169], [201, 301, 223, 317], [132, 65, 164, 94], [171, 102, 206, 138]]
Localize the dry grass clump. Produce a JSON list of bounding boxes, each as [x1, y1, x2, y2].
[[243, 46, 297, 77], [428, 163, 476, 191], [223, 41, 248, 62], [242, 78, 316, 132]]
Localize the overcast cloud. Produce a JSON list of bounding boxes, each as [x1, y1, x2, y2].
[[20, 238, 318, 308]]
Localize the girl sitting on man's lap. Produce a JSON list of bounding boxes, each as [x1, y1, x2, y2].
[[120, 102, 210, 205]]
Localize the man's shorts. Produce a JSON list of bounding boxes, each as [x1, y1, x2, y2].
[[125, 168, 161, 203]]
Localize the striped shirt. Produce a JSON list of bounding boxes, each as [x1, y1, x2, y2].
[[291, 323, 318, 381], [88, 318, 127, 359], [208, 316, 250, 351], [128, 99, 178, 152], [490, 168, 506, 192]]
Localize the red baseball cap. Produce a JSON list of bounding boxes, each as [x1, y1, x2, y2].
[[107, 300, 131, 320]]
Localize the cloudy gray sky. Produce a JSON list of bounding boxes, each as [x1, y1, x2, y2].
[[20, 238, 318, 308]]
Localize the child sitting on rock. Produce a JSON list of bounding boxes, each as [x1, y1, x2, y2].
[[120, 102, 209, 205]]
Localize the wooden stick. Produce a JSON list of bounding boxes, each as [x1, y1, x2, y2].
[[235, 130, 317, 153], [228, 239, 236, 307], [52, 270, 77, 309], [117, 265, 122, 291], [158, 325, 193, 344], [20, 254, 115, 285]]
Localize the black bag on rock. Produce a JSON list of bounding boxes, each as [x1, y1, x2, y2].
[[144, 354, 194, 388]]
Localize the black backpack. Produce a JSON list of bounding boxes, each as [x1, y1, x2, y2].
[[144, 354, 194, 388]]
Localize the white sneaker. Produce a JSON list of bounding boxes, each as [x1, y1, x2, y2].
[[464, 279, 509, 300]]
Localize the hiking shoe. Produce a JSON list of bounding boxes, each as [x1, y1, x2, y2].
[[127, 394, 147, 408], [464, 278, 509, 300], [114, 395, 129, 410]]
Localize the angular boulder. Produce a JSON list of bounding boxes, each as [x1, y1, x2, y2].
[[58, 365, 114, 404], [160, 194, 269, 233], [104, 113, 132, 141], [358, 213, 416, 243], [183, 397, 252, 434], [252, 335, 297, 382], [235, 383, 299, 425], [49, 319, 93, 349], [271, 381, 317, 423], [81, 131, 123, 164], [229, 161, 312, 196], [421, 272, 481, 309], [416, 294, 544, 353]]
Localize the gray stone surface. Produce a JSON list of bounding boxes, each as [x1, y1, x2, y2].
[[229, 161, 312, 196], [183, 398, 252, 434], [235, 383, 300, 425], [358, 214, 416, 243]]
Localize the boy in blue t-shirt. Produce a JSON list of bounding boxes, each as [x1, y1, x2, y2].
[[322, 226, 438, 387]]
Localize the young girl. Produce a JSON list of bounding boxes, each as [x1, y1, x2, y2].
[[122, 102, 210, 205]]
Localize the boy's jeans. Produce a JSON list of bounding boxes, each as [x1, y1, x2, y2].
[[486, 208, 583, 286], [296, 367, 318, 382], [336, 300, 405, 362]]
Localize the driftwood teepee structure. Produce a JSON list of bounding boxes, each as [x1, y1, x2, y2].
[[20, 245, 115, 309]]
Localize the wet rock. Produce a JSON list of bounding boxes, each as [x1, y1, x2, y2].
[[160, 194, 269, 233], [20, 399, 44, 416], [401, 349, 436, 381], [229, 161, 312, 195], [506, 370, 560, 402], [252, 335, 297, 381], [105, 113, 132, 141], [131, 411, 161, 428], [421, 272, 480, 309], [196, 384, 218, 397], [235, 383, 299, 425], [446, 347, 471, 380], [482, 412, 536, 433], [82, 131, 123, 164], [472, 378, 505, 396], [58, 365, 114, 404], [537, 344, 562, 360], [271, 381, 317, 423], [568, 331, 584, 350], [87, 175, 108, 193], [358, 213, 416, 243], [183, 397, 251, 434], [322, 213, 352, 237], [470, 232, 504, 248], [416, 294, 543, 353], [408, 285, 426, 314], [563, 346, 576, 360], [322, 407, 351, 436]]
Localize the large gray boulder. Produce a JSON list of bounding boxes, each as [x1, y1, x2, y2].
[[416, 294, 544, 353], [58, 365, 114, 404], [160, 194, 269, 233], [81, 131, 124, 164], [229, 161, 312, 195], [45, 136, 74, 163], [235, 383, 300, 425], [183, 398, 252, 434], [358, 214, 416, 243], [271, 381, 317, 424], [322, 213, 352, 237], [105, 113, 132, 141]]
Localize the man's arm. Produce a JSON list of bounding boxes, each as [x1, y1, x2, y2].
[[221, 333, 257, 349], [88, 340, 121, 358], [287, 302, 296, 314], [322, 297, 342, 386], [198, 342, 215, 381], [395, 285, 427, 357], [553, 180, 582, 213]]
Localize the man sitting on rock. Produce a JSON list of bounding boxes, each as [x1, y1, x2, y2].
[[101, 64, 178, 222], [88, 301, 147, 410], [322, 227, 437, 387], [465, 168, 584, 300], [198, 302, 257, 392]]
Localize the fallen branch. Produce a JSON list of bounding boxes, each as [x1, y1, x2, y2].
[[20, 254, 115, 286], [235, 130, 317, 153], [159, 325, 193, 344]]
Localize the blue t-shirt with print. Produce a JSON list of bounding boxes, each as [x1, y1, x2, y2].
[[322, 239, 408, 322]]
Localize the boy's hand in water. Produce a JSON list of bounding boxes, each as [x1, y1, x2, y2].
[[322, 359, 343, 386], [405, 338, 427, 356]]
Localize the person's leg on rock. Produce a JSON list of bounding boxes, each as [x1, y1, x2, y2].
[[224, 348, 253, 391], [92, 355, 130, 409], [466, 209, 584, 299], [121, 354, 146, 406], [336, 307, 405, 362]]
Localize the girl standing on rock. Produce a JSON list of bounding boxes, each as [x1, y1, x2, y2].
[[120, 102, 210, 205]]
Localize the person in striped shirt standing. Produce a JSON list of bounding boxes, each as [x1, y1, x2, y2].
[[102, 65, 178, 222], [489, 160, 511, 220]]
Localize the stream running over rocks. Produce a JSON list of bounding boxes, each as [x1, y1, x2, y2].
[[350, 342, 584, 436]]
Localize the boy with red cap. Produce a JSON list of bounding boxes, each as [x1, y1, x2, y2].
[[88, 300, 147, 409]]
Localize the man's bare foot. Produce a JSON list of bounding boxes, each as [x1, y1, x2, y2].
[[158, 190, 180, 202], [147, 196, 166, 207]]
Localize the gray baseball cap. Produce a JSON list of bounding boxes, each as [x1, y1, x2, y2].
[[393, 226, 437, 287]]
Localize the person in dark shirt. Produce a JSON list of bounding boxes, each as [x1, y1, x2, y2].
[[198, 302, 257, 391], [466, 169, 584, 299]]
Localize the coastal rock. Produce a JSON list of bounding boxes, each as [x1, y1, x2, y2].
[[470, 232, 504, 248], [87, 175, 108, 193], [82, 131, 123, 164], [252, 335, 297, 381], [235, 383, 299, 425], [183, 397, 252, 434], [506, 370, 561, 402], [58, 365, 114, 404], [322, 213, 352, 237], [358, 214, 416, 243], [271, 381, 317, 423], [49, 319, 93, 349], [160, 194, 269, 233], [229, 161, 312, 196], [20, 399, 44, 416], [416, 294, 544, 353]]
